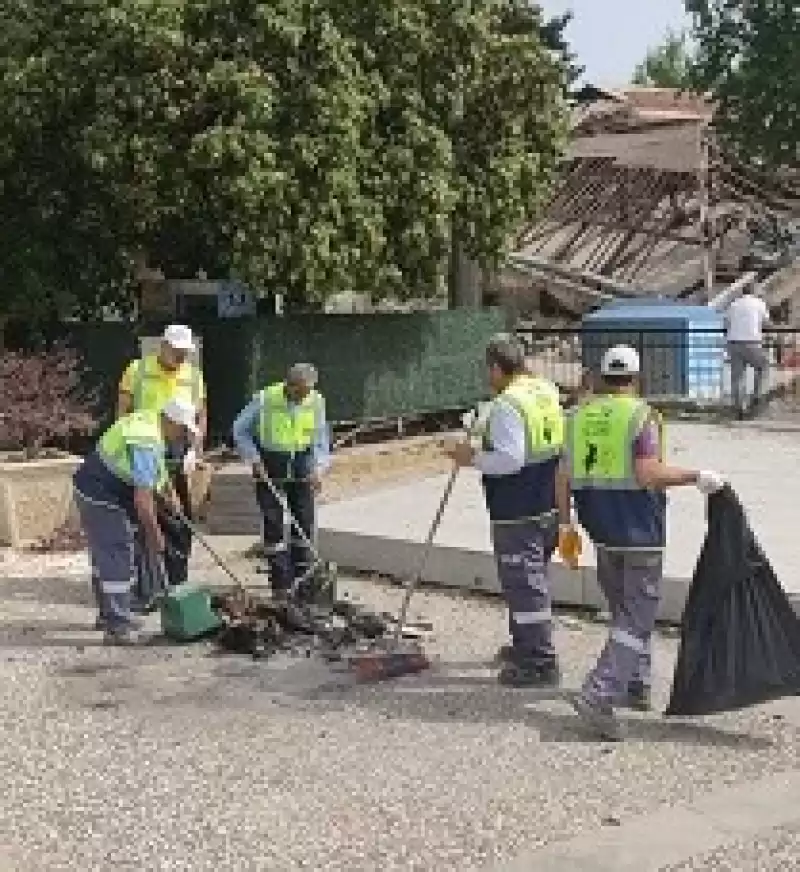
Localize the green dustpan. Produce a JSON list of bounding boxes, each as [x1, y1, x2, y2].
[[160, 585, 222, 642]]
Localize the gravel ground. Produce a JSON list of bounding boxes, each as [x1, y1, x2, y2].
[[665, 822, 800, 871], [1, 550, 799, 871]]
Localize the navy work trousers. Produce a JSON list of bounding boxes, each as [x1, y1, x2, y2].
[[255, 478, 315, 592], [74, 489, 136, 631], [492, 518, 557, 665]]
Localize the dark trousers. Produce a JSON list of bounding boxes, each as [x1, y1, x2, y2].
[[162, 461, 192, 586], [74, 490, 136, 631], [131, 454, 192, 608], [492, 517, 557, 665], [255, 478, 315, 591]]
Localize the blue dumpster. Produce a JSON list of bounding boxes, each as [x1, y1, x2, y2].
[[582, 301, 725, 400]]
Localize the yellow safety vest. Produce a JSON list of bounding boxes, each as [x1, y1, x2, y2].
[[483, 374, 564, 462], [566, 395, 664, 490], [129, 355, 202, 413], [257, 382, 323, 453], [97, 411, 169, 492]]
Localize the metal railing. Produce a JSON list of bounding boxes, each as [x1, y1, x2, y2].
[[515, 326, 800, 407]]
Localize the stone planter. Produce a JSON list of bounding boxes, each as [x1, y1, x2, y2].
[[0, 456, 81, 547]]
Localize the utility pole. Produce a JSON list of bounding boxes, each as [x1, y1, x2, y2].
[[698, 123, 715, 303]]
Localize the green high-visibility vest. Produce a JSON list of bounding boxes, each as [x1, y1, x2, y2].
[[130, 355, 202, 412], [566, 395, 663, 490], [257, 382, 323, 453], [482, 374, 564, 462], [97, 411, 169, 491]]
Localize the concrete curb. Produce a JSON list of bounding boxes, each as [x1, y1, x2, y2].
[[317, 529, 692, 623]]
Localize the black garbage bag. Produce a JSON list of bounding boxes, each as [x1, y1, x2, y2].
[[666, 485, 800, 716]]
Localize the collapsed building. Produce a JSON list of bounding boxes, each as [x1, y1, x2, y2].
[[499, 86, 799, 327]]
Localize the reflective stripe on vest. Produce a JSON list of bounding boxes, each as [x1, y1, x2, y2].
[[566, 395, 661, 491], [482, 375, 564, 463], [97, 411, 168, 490], [258, 382, 322, 453], [131, 355, 201, 412]]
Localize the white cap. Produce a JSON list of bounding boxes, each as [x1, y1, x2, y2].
[[600, 345, 640, 376], [161, 398, 198, 435], [162, 324, 196, 352]]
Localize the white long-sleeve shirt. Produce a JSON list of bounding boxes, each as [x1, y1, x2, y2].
[[473, 400, 527, 477]]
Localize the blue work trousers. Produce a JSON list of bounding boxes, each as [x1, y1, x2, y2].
[[74, 489, 136, 631], [582, 548, 663, 706], [492, 518, 556, 665]]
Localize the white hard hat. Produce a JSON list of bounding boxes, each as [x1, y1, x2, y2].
[[161, 398, 198, 435], [162, 324, 196, 352], [600, 345, 640, 376]]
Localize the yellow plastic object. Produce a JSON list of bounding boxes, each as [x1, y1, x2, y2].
[[558, 526, 583, 568]]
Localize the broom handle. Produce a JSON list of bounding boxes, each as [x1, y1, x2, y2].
[[392, 410, 484, 641], [393, 466, 460, 642], [165, 502, 250, 593]]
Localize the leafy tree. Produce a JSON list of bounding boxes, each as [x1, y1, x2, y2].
[[0, 0, 187, 318], [631, 29, 695, 89], [687, 0, 799, 168], [0, 0, 571, 315]]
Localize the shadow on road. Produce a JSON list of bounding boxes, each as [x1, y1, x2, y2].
[[0, 576, 781, 751], [36, 639, 776, 750]]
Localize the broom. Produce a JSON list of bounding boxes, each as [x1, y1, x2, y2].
[[349, 409, 481, 682]]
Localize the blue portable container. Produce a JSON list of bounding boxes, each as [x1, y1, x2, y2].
[[581, 300, 725, 400]]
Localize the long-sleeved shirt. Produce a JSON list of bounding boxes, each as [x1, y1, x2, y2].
[[130, 446, 161, 489], [232, 394, 332, 474], [473, 401, 528, 477]]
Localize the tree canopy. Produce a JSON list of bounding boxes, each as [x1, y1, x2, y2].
[[631, 29, 695, 89], [687, 0, 799, 169], [0, 0, 572, 318]]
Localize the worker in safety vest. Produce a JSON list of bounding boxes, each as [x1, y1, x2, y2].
[[117, 324, 207, 589], [231, 363, 331, 594], [445, 333, 564, 687], [556, 345, 725, 740], [72, 400, 198, 645]]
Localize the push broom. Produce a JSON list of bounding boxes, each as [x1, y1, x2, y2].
[[349, 409, 481, 682]]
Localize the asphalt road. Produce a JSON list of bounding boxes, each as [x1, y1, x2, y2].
[[1, 549, 799, 871]]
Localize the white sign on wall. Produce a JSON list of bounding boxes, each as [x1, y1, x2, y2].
[[217, 282, 256, 318]]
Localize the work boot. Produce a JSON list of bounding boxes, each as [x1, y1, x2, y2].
[[498, 656, 561, 688], [103, 626, 149, 647], [95, 615, 143, 631], [624, 681, 652, 711], [495, 643, 514, 664], [567, 692, 626, 742]]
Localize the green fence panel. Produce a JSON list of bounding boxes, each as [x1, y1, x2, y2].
[[198, 309, 505, 440], [243, 309, 506, 424], [199, 319, 260, 444]]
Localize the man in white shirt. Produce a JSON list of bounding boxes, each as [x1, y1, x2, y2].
[[445, 334, 564, 687], [724, 287, 770, 418]]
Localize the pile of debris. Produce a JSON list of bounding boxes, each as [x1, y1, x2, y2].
[[165, 564, 431, 664], [210, 588, 402, 662]]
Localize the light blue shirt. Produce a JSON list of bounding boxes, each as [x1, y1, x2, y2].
[[232, 394, 332, 474], [129, 446, 160, 489], [473, 400, 527, 477]]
